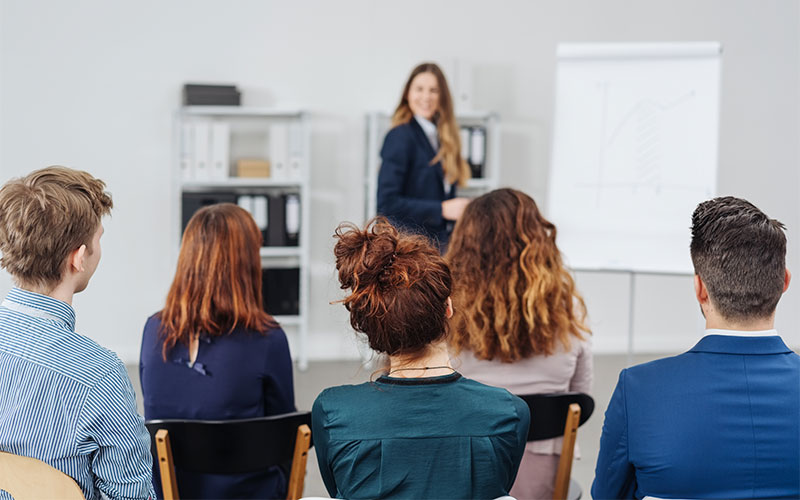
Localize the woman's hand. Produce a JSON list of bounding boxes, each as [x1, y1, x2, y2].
[[442, 197, 470, 221]]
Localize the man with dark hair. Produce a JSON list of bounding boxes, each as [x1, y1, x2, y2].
[[0, 167, 154, 499], [592, 196, 799, 499]]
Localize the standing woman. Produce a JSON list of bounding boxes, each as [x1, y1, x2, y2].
[[446, 188, 593, 500], [377, 62, 471, 250], [312, 218, 529, 499], [140, 203, 295, 499]]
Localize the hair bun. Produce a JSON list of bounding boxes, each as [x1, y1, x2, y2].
[[333, 217, 453, 357], [334, 217, 400, 290]]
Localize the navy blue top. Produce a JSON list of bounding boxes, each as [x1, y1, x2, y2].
[[140, 314, 295, 499], [377, 119, 456, 247], [312, 372, 530, 499]]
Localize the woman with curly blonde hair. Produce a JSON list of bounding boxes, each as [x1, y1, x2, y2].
[[446, 188, 593, 500]]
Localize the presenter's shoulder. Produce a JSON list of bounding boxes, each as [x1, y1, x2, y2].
[[383, 120, 416, 143]]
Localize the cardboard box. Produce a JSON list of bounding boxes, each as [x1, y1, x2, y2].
[[237, 158, 271, 178]]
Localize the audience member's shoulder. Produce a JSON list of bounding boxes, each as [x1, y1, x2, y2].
[[60, 327, 127, 385], [459, 375, 526, 405], [623, 351, 689, 378], [316, 380, 371, 401], [142, 312, 162, 338]]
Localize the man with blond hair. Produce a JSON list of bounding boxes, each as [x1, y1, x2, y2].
[[0, 167, 154, 499]]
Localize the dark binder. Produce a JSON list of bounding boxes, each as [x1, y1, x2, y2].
[[267, 194, 286, 247], [262, 268, 300, 315], [181, 192, 238, 234]]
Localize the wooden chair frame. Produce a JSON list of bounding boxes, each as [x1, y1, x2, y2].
[[0, 451, 85, 499], [154, 423, 311, 500], [553, 403, 581, 500]]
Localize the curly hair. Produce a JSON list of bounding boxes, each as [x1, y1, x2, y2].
[[445, 188, 589, 362], [334, 217, 452, 357]]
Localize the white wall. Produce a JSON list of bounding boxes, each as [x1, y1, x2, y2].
[[0, 0, 797, 363]]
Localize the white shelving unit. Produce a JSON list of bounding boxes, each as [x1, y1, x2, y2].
[[174, 106, 311, 370], [364, 111, 500, 221]]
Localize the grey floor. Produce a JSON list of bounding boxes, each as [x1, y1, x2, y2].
[[128, 353, 663, 499]]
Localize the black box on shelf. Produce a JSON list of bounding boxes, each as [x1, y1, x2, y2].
[[262, 268, 300, 316], [183, 83, 241, 106], [181, 192, 238, 234]]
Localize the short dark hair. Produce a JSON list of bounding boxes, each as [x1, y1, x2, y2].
[[333, 217, 452, 357], [690, 196, 786, 321]]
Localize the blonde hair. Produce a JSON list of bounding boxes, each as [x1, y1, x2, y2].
[[446, 189, 590, 362], [0, 166, 113, 289], [391, 62, 470, 187]]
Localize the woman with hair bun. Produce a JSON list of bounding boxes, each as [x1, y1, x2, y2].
[[446, 188, 593, 500], [312, 217, 529, 499]]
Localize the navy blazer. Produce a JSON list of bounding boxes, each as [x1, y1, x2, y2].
[[377, 118, 456, 246], [592, 334, 800, 499]]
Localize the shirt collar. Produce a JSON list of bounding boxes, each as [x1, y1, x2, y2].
[[414, 114, 437, 135], [705, 328, 778, 338], [413, 115, 439, 149], [1, 287, 76, 331]]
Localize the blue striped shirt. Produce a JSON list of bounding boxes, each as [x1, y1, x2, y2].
[[0, 287, 154, 500]]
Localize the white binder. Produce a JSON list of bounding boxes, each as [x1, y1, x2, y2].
[[210, 122, 230, 181], [253, 195, 269, 233], [192, 122, 211, 182], [269, 124, 289, 180], [288, 122, 303, 180], [180, 123, 195, 181]]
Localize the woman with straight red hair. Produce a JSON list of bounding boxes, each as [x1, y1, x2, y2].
[[140, 203, 295, 499]]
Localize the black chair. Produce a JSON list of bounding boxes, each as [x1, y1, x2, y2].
[[517, 393, 595, 500], [145, 411, 312, 500]]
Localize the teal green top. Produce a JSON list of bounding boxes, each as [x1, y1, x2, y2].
[[312, 372, 530, 499]]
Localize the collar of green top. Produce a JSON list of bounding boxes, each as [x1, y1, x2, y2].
[[376, 372, 462, 386]]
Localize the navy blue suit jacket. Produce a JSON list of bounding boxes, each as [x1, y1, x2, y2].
[[377, 119, 456, 246], [592, 335, 800, 499]]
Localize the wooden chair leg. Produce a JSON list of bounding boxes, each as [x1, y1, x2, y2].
[[553, 403, 581, 500], [286, 424, 312, 500], [155, 429, 180, 500]]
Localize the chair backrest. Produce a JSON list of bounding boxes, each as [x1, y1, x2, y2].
[[0, 451, 85, 499], [516, 393, 594, 500], [146, 412, 312, 500], [145, 411, 312, 474], [517, 392, 594, 442]]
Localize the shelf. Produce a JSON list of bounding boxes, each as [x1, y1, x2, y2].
[[273, 315, 301, 326], [260, 246, 301, 258], [456, 110, 499, 121], [181, 178, 304, 190], [181, 106, 305, 119], [465, 178, 494, 189]]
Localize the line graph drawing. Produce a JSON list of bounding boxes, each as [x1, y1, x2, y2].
[[547, 43, 721, 274], [579, 84, 703, 205]]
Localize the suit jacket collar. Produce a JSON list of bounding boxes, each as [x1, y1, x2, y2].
[[689, 334, 793, 355]]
